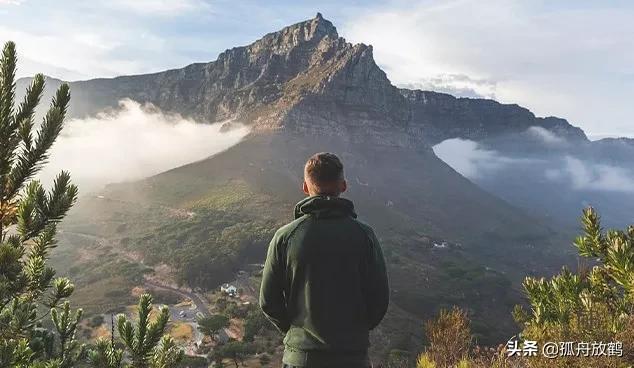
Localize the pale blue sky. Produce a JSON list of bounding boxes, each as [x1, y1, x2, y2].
[[1, 0, 633, 137]]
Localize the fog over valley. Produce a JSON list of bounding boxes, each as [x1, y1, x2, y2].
[[433, 128, 634, 227], [38, 99, 249, 192]]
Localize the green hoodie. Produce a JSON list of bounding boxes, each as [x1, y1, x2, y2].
[[259, 196, 389, 366]]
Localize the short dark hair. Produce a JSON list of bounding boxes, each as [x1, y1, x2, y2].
[[304, 152, 344, 185]]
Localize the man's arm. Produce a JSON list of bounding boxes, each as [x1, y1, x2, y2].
[[362, 226, 389, 330], [259, 231, 290, 333]]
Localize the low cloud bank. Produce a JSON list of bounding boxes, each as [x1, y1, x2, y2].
[[433, 129, 634, 193], [432, 138, 523, 178], [527, 126, 565, 146], [547, 157, 634, 193], [39, 99, 249, 192]]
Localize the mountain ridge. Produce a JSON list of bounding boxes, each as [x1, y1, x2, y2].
[[17, 13, 590, 148]]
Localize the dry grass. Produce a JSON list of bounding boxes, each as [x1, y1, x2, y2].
[[91, 325, 111, 340], [169, 322, 194, 343], [424, 307, 472, 367]]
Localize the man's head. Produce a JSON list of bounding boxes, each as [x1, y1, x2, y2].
[[303, 152, 347, 197]]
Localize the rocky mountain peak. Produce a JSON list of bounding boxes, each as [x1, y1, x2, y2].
[[37, 14, 593, 151], [245, 12, 339, 56]]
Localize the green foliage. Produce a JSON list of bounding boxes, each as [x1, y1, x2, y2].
[[416, 353, 436, 368], [176, 355, 207, 368], [86, 339, 122, 368], [132, 208, 276, 289], [243, 309, 269, 342], [88, 294, 184, 368], [197, 314, 229, 339], [0, 42, 180, 368], [0, 40, 83, 368], [224, 302, 249, 319], [514, 207, 634, 366], [417, 208, 634, 368], [117, 294, 183, 368], [519, 207, 634, 331], [50, 302, 84, 367], [212, 341, 254, 368]]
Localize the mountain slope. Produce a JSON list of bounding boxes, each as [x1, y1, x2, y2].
[[46, 14, 580, 357]]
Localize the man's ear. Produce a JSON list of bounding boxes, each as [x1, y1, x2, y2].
[[340, 179, 347, 194], [302, 181, 310, 195]]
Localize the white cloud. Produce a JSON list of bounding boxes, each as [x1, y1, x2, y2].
[[107, 0, 211, 16], [0, 0, 24, 5], [0, 25, 152, 80], [555, 156, 634, 193], [527, 126, 565, 146], [342, 1, 634, 137], [432, 138, 522, 178], [400, 73, 497, 99], [38, 99, 249, 192], [0, 1, 213, 80], [435, 138, 634, 193]]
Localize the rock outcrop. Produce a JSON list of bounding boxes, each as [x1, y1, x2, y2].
[[18, 13, 586, 151]]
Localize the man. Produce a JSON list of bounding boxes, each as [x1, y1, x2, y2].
[[259, 152, 389, 368]]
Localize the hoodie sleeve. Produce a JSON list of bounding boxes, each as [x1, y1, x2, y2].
[[259, 230, 290, 333], [362, 226, 390, 330]]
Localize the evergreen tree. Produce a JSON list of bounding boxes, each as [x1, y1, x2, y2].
[[196, 315, 229, 340], [518, 207, 634, 330], [117, 294, 183, 368], [88, 294, 183, 368], [0, 40, 184, 368], [513, 206, 634, 367], [212, 341, 254, 368], [0, 40, 82, 368]]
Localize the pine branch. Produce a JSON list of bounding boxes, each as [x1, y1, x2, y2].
[[0, 41, 18, 212], [5, 84, 70, 199], [16, 180, 43, 240], [45, 171, 78, 223], [14, 74, 45, 151], [0, 41, 17, 148]]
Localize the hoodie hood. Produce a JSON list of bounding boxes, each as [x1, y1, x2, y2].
[[294, 195, 357, 220]]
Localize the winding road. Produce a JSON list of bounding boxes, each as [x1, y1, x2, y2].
[[60, 230, 211, 317]]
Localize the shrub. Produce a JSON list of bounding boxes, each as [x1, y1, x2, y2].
[[424, 307, 472, 367]]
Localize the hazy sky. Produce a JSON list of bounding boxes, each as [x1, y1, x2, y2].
[[1, 0, 633, 137]]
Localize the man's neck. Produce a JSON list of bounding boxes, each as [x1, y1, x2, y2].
[[310, 192, 340, 197]]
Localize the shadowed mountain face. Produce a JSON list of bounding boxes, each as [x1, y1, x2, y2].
[[399, 89, 634, 229], [31, 14, 591, 355]]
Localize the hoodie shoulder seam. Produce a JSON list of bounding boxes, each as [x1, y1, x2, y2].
[[351, 218, 376, 246], [279, 214, 311, 242]]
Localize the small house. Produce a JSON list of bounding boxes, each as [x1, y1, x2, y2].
[[220, 283, 238, 297]]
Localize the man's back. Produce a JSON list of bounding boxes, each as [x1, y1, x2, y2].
[[260, 195, 389, 367]]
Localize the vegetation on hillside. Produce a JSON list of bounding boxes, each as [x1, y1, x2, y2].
[[416, 207, 634, 368], [131, 208, 276, 288], [0, 41, 180, 367], [197, 314, 229, 340]]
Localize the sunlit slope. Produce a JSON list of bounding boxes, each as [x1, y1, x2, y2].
[[66, 132, 568, 345]]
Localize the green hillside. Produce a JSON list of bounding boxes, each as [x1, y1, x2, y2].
[[58, 133, 572, 355]]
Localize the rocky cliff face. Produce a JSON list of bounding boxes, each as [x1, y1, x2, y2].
[[17, 13, 586, 151], [400, 89, 588, 145]]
